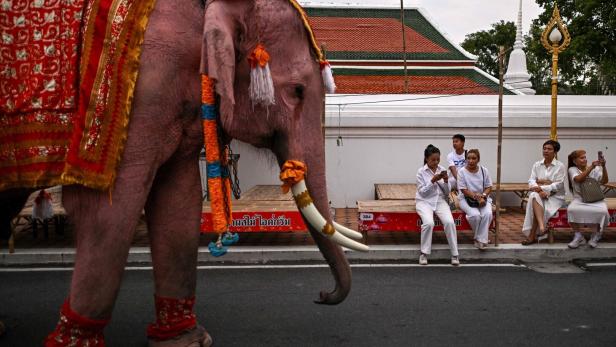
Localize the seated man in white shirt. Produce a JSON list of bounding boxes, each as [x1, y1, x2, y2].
[[447, 134, 467, 192]]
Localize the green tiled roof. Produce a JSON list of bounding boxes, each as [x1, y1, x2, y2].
[[332, 68, 516, 95], [306, 7, 473, 61]]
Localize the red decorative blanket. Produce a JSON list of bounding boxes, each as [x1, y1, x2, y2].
[[0, 0, 156, 191]]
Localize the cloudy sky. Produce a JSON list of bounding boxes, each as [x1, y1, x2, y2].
[[301, 0, 544, 45]]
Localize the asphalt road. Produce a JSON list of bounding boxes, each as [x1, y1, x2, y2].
[[1, 264, 615, 346]]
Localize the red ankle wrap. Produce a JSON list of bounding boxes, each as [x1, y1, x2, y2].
[[147, 295, 197, 340], [44, 300, 109, 347]]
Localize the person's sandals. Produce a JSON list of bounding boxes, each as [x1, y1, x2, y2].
[[536, 228, 548, 240], [521, 238, 537, 245]]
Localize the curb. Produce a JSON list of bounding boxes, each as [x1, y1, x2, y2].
[[2, 244, 616, 266]]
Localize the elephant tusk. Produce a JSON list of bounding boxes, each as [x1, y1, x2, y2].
[[291, 180, 369, 252], [333, 221, 363, 240]]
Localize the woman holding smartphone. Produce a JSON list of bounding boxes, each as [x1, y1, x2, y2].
[[567, 149, 610, 248], [415, 144, 459, 266]]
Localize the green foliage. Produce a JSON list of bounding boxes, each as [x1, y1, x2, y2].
[[462, 0, 616, 95], [461, 21, 516, 78]]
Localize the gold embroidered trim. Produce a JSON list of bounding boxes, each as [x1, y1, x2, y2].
[[294, 190, 313, 209], [322, 223, 335, 236]]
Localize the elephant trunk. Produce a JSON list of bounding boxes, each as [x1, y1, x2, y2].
[[279, 127, 366, 304], [302, 156, 352, 305]]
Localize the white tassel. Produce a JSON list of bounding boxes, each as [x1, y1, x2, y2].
[[321, 63, 336, 94], [249, 63, 275, 106], [248, 44, 275, 107]]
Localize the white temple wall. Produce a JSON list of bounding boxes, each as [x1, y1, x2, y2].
[[223, 95, 616, 208]]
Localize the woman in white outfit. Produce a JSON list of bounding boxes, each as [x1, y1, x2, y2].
[[457, 149, 493, 250], [567, 150, 610, 249], [415, 144, 459, 266], [521, 140, 566, 245]]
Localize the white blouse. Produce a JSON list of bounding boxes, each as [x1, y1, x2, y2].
[[415, 164, 450, 210], [528, 159, 566, 199], [458, 166, 493, 197]]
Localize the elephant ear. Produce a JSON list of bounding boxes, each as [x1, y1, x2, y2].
[[201, 2, 236, 128]]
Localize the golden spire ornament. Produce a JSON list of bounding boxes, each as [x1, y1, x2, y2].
[[540, 5, 571, 141]]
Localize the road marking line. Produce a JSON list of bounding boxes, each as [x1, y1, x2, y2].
[[0, 263, 524, 272], [584, 263, 616, 267]]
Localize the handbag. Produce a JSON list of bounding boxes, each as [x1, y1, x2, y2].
[[437, 181, 457, 211], [464, 167, 485, 208], [580, 177, 604, 203]]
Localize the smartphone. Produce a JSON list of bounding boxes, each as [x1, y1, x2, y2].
[[598, 151, 604, 161]]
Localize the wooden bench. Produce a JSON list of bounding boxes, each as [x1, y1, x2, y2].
[[602, 182, 616, 195], [359, 182, 498, 237], [376, 183, 530, 208], [374, 183, 416, 200], [239, 184, 293, 201], [495, 183, 531, 209], [546, 198, 616, 243]]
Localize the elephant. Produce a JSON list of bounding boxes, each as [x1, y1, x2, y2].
[[0, 0, 367, 345]]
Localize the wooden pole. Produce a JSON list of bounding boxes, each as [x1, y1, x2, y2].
[[495, 46, 505, 247], [400, 0, 409, 93]]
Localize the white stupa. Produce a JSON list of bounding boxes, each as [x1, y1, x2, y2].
[[504, 0, 535, 95]]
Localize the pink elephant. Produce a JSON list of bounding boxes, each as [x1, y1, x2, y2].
[[0, 0, 368, 345]]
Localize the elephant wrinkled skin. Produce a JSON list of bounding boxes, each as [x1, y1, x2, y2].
[[0, 0, 354, 344]]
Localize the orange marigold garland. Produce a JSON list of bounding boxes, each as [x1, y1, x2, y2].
[[279, 160, 307, 194], [201, 75, 237, 257]]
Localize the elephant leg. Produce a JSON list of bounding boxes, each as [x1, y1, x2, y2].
[[144, 127, 208, 345], [64, 177, 153, 318], [145, 152, 201, 298], [44, 137, 160, 346]]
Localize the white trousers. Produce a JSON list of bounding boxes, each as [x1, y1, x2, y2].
[[458, 197, 492, 243], [416, 198, 459, 256]]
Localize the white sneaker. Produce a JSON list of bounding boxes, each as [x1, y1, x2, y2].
[[419, 253, 428, 265], [589, 232, 602, 248], [451, 256, 460, 266], [568, 233, 587, 249], [474, 240, 482, 250], [479, 242, 487, 251]]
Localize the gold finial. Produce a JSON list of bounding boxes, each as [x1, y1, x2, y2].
[[541, 4, 572, 141], [540, 4, 571, 54]]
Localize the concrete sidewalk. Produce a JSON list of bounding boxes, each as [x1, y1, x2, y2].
[[2, 243, 616, 267], [2, 208, 616, 266]]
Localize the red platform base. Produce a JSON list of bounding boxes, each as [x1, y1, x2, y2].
[[358, 211, 476, 232], [201, 211, 307, 233], [548, 208, 616, 229]]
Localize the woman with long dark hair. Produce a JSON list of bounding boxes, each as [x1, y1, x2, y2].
[[521, 140, 566, 245], [415, 144, 459, 266], [566, 150, 609, 248]]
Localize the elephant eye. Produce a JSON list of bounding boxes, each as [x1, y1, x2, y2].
[[294, 85, 305, 100]]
